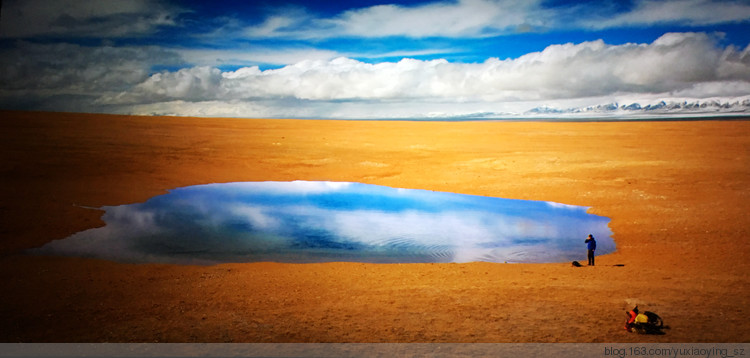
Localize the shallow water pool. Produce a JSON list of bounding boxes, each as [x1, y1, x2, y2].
[[32, 181, 614, 264]]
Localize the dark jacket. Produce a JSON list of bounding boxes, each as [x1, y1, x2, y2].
[[586, 237, 596, 251]]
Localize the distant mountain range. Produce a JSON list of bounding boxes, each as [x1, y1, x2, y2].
[[525, 99, 750, 117]]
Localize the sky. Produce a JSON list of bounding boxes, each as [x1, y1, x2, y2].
[[1, 0, 749, 119]]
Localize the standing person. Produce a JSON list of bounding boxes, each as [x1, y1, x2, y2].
[[585, 234, 596, 266]]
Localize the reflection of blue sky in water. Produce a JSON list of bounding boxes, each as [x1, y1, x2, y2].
[[32, 181, 614, 264]]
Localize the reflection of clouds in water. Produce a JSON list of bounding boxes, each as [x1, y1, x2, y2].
[[545, 201, 587, 211], [218, 180, 352, 195], [37, 217, 151, 263], [105, 205, 159, 232], [227, 204, 281, 230], [326, 209, 530, 246], [31, 181, 614, 264]]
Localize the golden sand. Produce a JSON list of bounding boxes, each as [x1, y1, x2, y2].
[[0, 110, 748, 342]]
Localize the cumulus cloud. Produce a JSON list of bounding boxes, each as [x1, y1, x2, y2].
[[2, 28, 748, 118], [108, 32, 750, 108], [0, 0, 185, 38]]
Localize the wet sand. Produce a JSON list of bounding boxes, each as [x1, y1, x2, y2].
[[0, 110, 748, 342]]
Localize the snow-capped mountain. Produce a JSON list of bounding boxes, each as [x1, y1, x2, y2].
[[525, 98, 750, 117]]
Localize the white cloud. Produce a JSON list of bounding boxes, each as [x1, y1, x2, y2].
[[243, 7, 317, 39], [173, 43, 459, 68], [718, 44, 750, 79], [241, 0, 546, 39], [5, 0, 749, 43], [672, 81, 750, 98], [96, 32, 748, 118], [584, 0, 750, 29], [176, 47, 340, 67], [324, 0, 539, 38], [2, 29, 748, 119], [130, 66, 225, 101], [111, 32, 750, 106], [239, 0, 750, 40], [0, 0, 184, 38]]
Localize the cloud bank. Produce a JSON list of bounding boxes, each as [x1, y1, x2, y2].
[[1, 0, 749, 119], [84, 32, 749, 118]]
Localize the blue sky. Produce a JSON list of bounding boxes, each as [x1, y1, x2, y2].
[[1, 0, 749, 119]]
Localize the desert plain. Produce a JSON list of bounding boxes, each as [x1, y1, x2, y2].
[[0, 110, 748, 343]]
